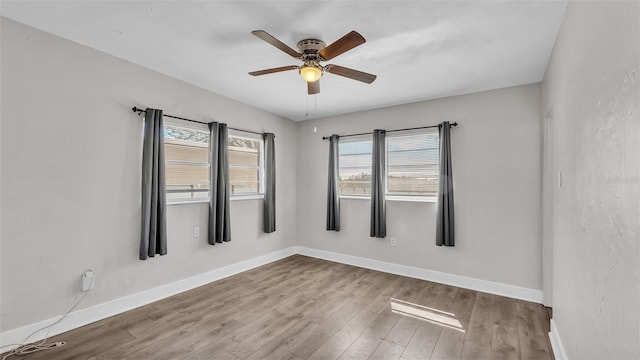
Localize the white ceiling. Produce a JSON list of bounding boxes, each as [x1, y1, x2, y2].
[[1, 1, 567, 121]]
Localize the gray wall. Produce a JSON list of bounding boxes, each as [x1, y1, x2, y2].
[[541, 1, 640, 358], [0, 18, 298, 331], [296, 84, 543, 291]]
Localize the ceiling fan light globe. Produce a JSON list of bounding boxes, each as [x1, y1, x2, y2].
[[300, 65, 322, 82]]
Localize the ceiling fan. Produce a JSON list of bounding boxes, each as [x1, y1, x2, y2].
[[248, 30, 377, 95]]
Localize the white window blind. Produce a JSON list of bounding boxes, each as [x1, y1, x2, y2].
[[336, 129, 439, 200], [228, 133, 263, 196], [163, 124, 265, 203], [338, 137, 372, 196], [164, 124, 210, 202], [387, 129, 439, 198]]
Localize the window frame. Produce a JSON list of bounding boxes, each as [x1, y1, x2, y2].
[[162, 120, 265, 205], [163, 119, 211, 205], [337, 134, 373, 198], [337, 129, 439, 203], [385, 128, 439, 203], [227, 130, 265, 200]]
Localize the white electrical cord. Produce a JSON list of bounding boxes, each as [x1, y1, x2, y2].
[[1, 340, 66, 359], [1, 274, 93, 360]]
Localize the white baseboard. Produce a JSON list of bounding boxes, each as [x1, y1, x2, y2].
[[549, 319, 568, 360], [294, 246, 544, 303], [0, 246, 297, 351], [2, 245, 545, 351]]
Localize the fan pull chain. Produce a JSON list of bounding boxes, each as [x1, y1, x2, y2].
[[304, 93, 318, 119]]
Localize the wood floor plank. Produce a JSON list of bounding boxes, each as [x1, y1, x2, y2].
[[516, 301, 553, 360], [240, 255, 309, 284], [429, 287, 476, 360], [401, 321, 442, 360], [5, 255, 554, 360], [245, 319, 318, 360], [289, 299, 369, 358], [286, 266, 373, 324], [112, 317, 243, 359], [303, 274, 404, 360], [461, 291, 495, 358], [308, 330, 362, 360], [367, 305, 403, 339], [305, 268, 376, 324], [491, 295, 520, 360], [430, 328, 465, 360], [178, 336, 237, 360], [385, 278, 433, 347], [236, 263, 321, 312], [450, 288, 478, 329], [461, 340, 492, 360], [335, 328, 385, 360], [233, 314, 306, 356], [464, 292, 496, 347], [26, 327, 135, 360], [369, 339, 405, 360], [132, 300, 227, 338], [394, 278, 429, 303], [127, 322, 241, 360], [290, 274, 407, 359], [385, 316, 421, 347], [334, 304, 403, 360], [283, 353, 305, 360]]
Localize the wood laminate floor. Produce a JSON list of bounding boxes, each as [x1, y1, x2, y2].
[[6, 255, 553, 360]]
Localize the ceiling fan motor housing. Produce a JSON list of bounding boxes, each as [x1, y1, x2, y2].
[[297, 39, 327, 61]]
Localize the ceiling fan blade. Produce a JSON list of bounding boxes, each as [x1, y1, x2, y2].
[[249, 65, 299, 76], [251, 30, 301, 58], [308, 80, 320, 95], [325, 65, 377, 84], [318, 31, 366, 60]]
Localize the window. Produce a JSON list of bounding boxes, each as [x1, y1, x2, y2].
[[387, 129, 439, 199], [228, 132, 263, 196], [338, 137, 372, 196], [337, 129, 439, 201], [164, 123, 210, 203], [163, 122, 264, 204]]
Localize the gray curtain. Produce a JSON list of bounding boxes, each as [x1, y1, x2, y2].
[[326, 134, 340, 231], [263, 133, 276, 233], [140, 108, 167, 260], [436, 121, 455, 246], [370, 129, 386, 238], [208, 122, 231, 244]]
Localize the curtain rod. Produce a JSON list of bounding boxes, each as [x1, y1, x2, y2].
[[321, 122, 458, 140], [131, 106, 266, 136]]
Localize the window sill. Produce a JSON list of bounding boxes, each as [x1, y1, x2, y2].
[[339, 195, 370, 200], [231, 194, 265, 201], [339, 195, 437, 203], [167, 199, 208, 206], [167, 194, 264, 206], [387, 195, 437, 203]]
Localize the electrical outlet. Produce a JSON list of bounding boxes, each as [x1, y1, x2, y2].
[[82, 270, 95, 291], [194, 227, 200, 237], [390, 237, 396, 247]]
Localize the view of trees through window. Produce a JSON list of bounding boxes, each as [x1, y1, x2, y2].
[[338, 139, 373, 195]]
